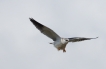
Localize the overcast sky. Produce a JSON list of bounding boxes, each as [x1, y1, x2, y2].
[[0, 0, 106, 69]]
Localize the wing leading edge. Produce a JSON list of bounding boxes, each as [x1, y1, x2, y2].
[[29, 18, 60, 41]]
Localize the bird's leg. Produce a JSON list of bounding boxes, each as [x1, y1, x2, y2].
[[57, 47, 61, 51], [63, 49, 66, 52]]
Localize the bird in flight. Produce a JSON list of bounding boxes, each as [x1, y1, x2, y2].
[[29, 18, 98, 53]]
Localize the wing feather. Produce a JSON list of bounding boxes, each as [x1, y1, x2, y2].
[[29, 18, 60, 41], [68, 37, 98, 42]]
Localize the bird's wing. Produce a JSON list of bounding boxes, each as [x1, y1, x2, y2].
[[68, 37, 98, 42], [29, 18, 60, 41]]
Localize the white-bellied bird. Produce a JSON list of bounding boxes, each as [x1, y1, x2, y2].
[[29, 18, 98, 53]]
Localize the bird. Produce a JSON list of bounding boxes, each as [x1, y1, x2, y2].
[[29, 18, 98, 53]]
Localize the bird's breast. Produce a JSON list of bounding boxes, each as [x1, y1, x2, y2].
[[53, 40, 67, 49]]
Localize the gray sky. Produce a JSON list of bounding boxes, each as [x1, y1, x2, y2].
[[0, 0, 106, 69]]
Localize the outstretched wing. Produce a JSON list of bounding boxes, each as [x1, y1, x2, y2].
[[29, 18, 60, 41], [68, 37, 98, 42]]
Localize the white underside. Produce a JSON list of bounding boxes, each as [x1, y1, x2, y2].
[[53, 39, 68, 50]]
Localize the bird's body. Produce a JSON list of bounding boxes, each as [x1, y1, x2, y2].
[[29, 18, 98, 53], [52, 38, 68, 52]]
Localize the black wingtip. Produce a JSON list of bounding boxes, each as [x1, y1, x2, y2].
[[29, 17, 38, 24], [29, 18, 35, 24], [29, 17, 40, 24], [29, 17, 33, 20], [29, 18, 34, 22], [29, 17, 44, 30], [29, 18, 32, 19]]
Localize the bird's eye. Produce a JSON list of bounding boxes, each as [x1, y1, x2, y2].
[[66, 40, 68, 41]]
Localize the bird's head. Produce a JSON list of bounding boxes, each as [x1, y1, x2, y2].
[[61, 38, 69, 44]]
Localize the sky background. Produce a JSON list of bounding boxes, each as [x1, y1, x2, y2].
[[0, 0, 106, 69]]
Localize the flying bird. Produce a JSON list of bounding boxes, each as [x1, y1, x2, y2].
[[29, 18, 98, 52]]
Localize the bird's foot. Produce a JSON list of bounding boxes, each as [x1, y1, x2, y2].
[[63, 49, 66, 53], [57, 48, 61, 51]]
